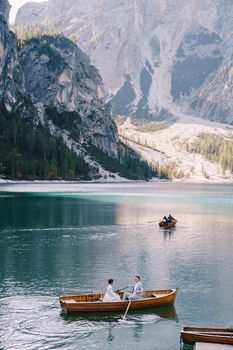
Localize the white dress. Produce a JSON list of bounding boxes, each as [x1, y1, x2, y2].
[[103, 285, 121, 302]]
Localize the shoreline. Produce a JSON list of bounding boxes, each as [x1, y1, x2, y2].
[[1, 178, 233, 187]]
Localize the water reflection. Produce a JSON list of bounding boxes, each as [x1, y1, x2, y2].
[[60, 306, 178, 323], [180, 343, 193, 350], [0, 183, 233, 350], [161, 227, 176, 239], [0, 194, 117, 230], [107, 322, 115, 342], [61, 306, 178, 344]]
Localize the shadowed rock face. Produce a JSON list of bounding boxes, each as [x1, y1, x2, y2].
[[0, 3, 19, 111], [0, 3, 121, 160], [0, 0, 10, 21], [18, 35, 119, 157], [189, 62, 233, 125], [15, 0, 233, 124]]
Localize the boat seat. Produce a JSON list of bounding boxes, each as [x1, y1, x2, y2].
[[65, 299, 77, 304]]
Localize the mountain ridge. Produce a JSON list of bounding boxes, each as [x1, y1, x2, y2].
[[15, 0, 233, 124]]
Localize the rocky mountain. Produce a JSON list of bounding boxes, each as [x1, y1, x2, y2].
[[1, 8, 119, 159], [189, 62, 233, 124], [0, 0, 10, 20], [1, 2, 112, 168], [17, 35, 121, 159], [15, 0, 233, 124], [0, 0, 155, 180], [0, 2, 19, 114]]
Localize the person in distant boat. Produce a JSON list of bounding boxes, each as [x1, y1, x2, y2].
[[167, 214, 176, 223], [103, 279, 121, 302], [123, 276, 144, 300], [163, 214, 176, 223]]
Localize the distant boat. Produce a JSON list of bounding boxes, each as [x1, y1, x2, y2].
[[181, 326, 233, 345], [59, 289, 177, 314], [159, 220, 177, 228]]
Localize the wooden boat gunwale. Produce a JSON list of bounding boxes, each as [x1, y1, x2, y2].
[[59, 288, 177, 313], [159, 220, 177, 228], [182, 326, 233, 332], [181, 326, 233, 345]]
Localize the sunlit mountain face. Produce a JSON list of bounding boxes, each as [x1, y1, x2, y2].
[[16, 0, 233, 124]]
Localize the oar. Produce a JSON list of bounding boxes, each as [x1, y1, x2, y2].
[[115, 285, 130, 293], [147, 219, 161, 223], [122, 299, 132, 320]]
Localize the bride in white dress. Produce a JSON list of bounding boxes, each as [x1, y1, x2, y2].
[[103, 279, 121, 302]]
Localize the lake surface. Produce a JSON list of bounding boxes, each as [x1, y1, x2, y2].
[[0, 182, 233, 350]]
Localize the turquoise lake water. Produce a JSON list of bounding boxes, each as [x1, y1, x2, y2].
[[0, 182, 233, 350]]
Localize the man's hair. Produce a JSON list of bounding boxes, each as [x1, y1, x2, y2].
[[135, 275, 140, 280], [108, 279, 114, 284]]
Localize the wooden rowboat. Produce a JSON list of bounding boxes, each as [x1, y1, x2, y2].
[[59, 289, 177, 314], [181, 326, 233, 346], [159, 220, 177, 228]]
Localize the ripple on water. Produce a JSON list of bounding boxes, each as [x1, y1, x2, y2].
[[0, 298, 108, 348], [117, 314, 161, 329], [0, 295, 165, 349], [18, 316, 98, 339]]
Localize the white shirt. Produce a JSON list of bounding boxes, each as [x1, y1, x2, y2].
[[132, 281, 143, 298], [103, 285, 121, 302]]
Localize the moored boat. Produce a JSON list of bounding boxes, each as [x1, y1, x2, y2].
[[59, 289, 177, 314], [159, 220, 177, 228], [181, 326, 233, 346]]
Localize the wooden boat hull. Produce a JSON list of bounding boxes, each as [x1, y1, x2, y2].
[[181, 326, 233, 346], [159, 220, 177, 228], [60, 289, 177, 314]]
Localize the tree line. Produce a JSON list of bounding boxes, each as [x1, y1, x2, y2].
[[188, 133, 233, 173], [0, 112, 90, 180], [0, 111, 160, 181], [87, 144, 167, 180]]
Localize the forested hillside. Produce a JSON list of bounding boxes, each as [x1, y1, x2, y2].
[[0, 112, 90, 180], [188, 133, 233, 173], [0, 111, 156, 180]]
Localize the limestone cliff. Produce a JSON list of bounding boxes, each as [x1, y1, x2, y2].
[[15, 0, 233, 124], [0, 0, 121, 164]]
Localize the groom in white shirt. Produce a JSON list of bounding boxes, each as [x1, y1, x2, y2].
[[123, 275, 144, 300]]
